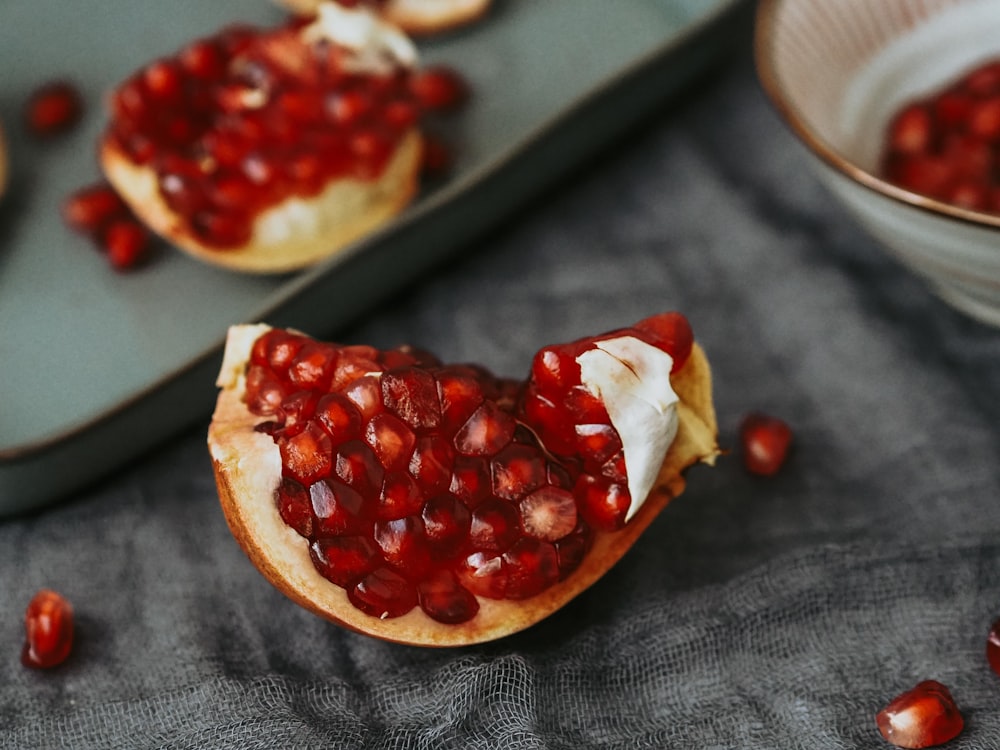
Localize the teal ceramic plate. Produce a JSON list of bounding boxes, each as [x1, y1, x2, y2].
[[0, 0, 741, 516]]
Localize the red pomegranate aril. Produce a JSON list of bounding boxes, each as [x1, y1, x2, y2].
[[288, 342, 338, 389], [382, 367, 442, 430], [875, 680, 963, 748], [279, 422, 333, 484], [22, 589, 74, 669], [519, 486, 578, 542], [468, 499, 520, 553], [554, 522, 591, 579], [886, 104, 934, 155], [436, 368, 485, 432], [458, 552, 508, 599], [103, 219, 150, 270], [276, 478, 314, 538], [365, 412, 417, 471], [181, 40, 226, 80], [315, 393, 363, 440], [575, 423, 622, 466], [335, 439, 384, 496], [448, 455, 492, 508], [503, 538, 560, 600], [575, 474, 630, 532], [408, 435, 454, 494], [418, 570, 479, 624], [310, 535, 378, 587], [344, 375, 383, 418], [945, 181, 988, 211], [421, 494, 471, 557], [964, 60, 1000, 95], [454, 400, 517, 456], [378, 471, 425, 520], [374, 516, 431, 576], [143, 60, 185, 103], [348, 567, 417, 618], [310, 478, 365, 536], [332, 346, 382, 390], [491, 443, 546, 502], [410, 67, 468, 111], [987, 617, 1000, 677], [191, 210, 254, 248], [740, 412, 792, 477], [634, 311, 694, 372], [63, 184, 127, 236], [25, 80, 83, 137], [245, 364, 288, 415], [251, 328, 304, 370]]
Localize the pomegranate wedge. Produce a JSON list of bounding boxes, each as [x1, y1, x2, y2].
[[209, 313, 718, 645]]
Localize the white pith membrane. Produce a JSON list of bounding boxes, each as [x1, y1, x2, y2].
[[101, 3, 423, 274], [277, 0, 493, 36], [576, 336, 679, 522], [210, 324, 719, 645]]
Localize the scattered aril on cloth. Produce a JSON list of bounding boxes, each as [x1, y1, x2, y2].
[[875, 680, 963, 748], [24, 80, 83, 137], [208, 311, 718, 645], [22, 589, 75, 669], [739, 412, 792, 476]]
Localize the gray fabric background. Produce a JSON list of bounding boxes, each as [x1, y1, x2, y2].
[[5, 20, 1000, 750]]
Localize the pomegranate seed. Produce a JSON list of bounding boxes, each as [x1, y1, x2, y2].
[[448, 456, 492, 507], [288, 342, 338, 389], [740, 412, 792, 476], [276, 478, 314, 537], [458, 552, 508, 599], [365, 413, 417, 470], [22, 589, 74, 669], [408, 435, 455, 494], [410, 67, 469, 111], [335, 440, 384, 496], [24, 80, 83, 137], [875, 680, 963, 748], [279, 422, 333, 484], [310, 536, 378, 587], [382, 367, 441, 430], [454, 401, 517, 456], [348, 567, 417, 618], [374, 516, 431, 576], [418, 570, 479, 624], [469, 499, 520, 552], [964, 60, 1000, 95], [143, 60, 185, 103], [315, 393, 363, 440], [310, 478, 365, 536], [886, 104, 933, 155], [519, 486, 578, 542], [245, 364, 288, 415], [63, 184, 127, 236], [378, 471, 425, 520], [421, 494, 471, 557], [491, 444, 546, 501], [103, 219, 150, 270], [634, 311, 694, 371], [251, 329, 304, 370], [502, 538, 559, 599], [968, 96, 1000, 140], [575, 474, 630, 531], [180, 40, 226, 80]]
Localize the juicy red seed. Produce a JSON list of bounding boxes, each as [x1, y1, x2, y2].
[[410, 67, 469, 111], [875, 680, 963, 748], [436, 369, 485, 432], [448, 455, 492, 508], [968, 97, 1000, 140], [740, 412, 792, 476], [344, 375, 383, 418], [143, 60, 185, 102], [491, 443, 547, 501], [315, 393, 363, 440], [310, 536, 378, 587], [519, 486, 578, 542], [251, 329, 305, 370], [180, 40, 226, 80], [334, 439, 384, 496], [554, 522, 591, 578], [381, 367, 441, 430], [191, 210, 253, 248], [288, 342, 338, 389], [987, 617, 1000, 677], [454, 400, 518, 456], [502, 538, 560, 599], [575, 423, 622, 466], [332, 347, 382, 390], [310, 478, 365, 536], [408, 435, 455, 494], [418, 570, 479, 624], [244, 364, 288, 415], [378, 471, 425, 520], [348, 567, 417, 618], [374, 516, 431, 577], [469, 499, 520, 553], [458, 552, 508, 599], [365, 412, 417, 471], [22, 589, 74, 669], [421, 494, 471, 557], [531, 347, 581, 396], [63, 184, 127, 236], [279, 423, 333, 485], [278, 390, 319, 435], [103, 219, 150, 270], [276, 478, 314, 538], [886, 104, 934, 155], [575, 474, 630, 532], [24, 80, 83, 137]]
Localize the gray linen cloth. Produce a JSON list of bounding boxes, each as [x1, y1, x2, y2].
[[5, 33, 1000, 750]]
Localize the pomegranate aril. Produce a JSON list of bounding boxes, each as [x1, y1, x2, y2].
[[886, 104, 934, 155], [25, 80, 83, 137], [503, 538, 559, 600], [277, 390, 319, 435], [22, 589, 74, 669], [332, 346, 382, 390], [143, 60, 185, 103], [378, 471, 425, 520], [575, 474, 630, 532], [554, 521, 591, 579], [418, 570, 479, 624], [469, 499, 520, 553], [436, 368, 485, 433], [348, 567, 417, 619], [334, 439, 384, 497], [519, 486, 578, 542], [421, 494, 471, 558], [408, 435, 455, 494], [180, 40, 226, 80], [634, 311, 694, 371], [964, 60, 1000, 95], [279, 422, 333, 484], [454, 400, 517, 456], [251, 328, 304, 370], [575, 422, 622, 466], [458, 551, 508, 599], [344, 375, 383, 419], [310, 536, 378, 587], [382, 366, 441, 430], [103, 219, 150, 270], [315, 393, 363, 440], [374, 516, 431, 577], [740, 412, 792, 476], [410, 67, 468, 111], [63, 184, 127, 236], [276, 478, 314, 538], [448, 455, 492, 508], [365, 412, 417, 471], [875, 680, 963, 749], [244, 364, 288, 415], [491, 443, 546, 502], [288, 341, 338, 389], [310, 478, 365, 535]]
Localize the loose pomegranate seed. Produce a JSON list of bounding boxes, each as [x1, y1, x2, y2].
[[875, 680, 963, 748], [62, 184, 127, 236], [22, 589, 74, 669], [410, 67, 469, 111], [740, 412, 792, 476], [24, 80, 83, 137], [245, 312, 695, 623], [103, 219, 150, 270]]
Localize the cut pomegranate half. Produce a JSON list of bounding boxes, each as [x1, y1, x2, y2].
[[209, 312, 718, 645], [280, 0, 494, 37], [99, 4, 458, 274]]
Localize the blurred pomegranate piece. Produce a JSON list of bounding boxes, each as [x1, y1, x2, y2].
[[24, 80, 83, 137], [740, 412, 792, 476], [22, 589, 74, 669], [875, 680, 963, 748]]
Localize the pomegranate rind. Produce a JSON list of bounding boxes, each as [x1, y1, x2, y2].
[[278, 0, 493, 36], [100, 130, 421, 274], [209, 324, 718, 646]]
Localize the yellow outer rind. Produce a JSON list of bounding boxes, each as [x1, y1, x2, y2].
[[208, 335, 718, 646]]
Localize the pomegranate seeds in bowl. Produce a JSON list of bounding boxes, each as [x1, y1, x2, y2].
[[100, 3, 469, 274], [876, 680, 964, 748], [208, 312, 719, 645], [22, 589, 74, 669]]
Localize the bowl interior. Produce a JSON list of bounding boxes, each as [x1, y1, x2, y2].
[[761, 0, 1000, 172]]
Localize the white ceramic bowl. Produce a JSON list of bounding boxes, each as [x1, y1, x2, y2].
[[755, 0, 1000, 326]]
